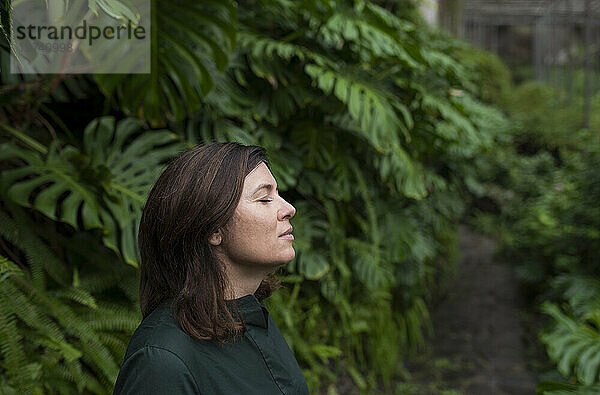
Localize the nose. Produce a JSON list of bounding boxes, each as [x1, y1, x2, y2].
[[279, 198, 296, 221]]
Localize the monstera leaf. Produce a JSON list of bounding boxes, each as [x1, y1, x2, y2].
[[94, 0, 237, 124], [0, 116, 186, 266]]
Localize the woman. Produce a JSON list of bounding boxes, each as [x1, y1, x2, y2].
[[113, 142, 309, 394]]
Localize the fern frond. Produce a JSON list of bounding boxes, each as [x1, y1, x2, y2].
[[0, 209, 69, 288], [51, 287, 98, 310], [0, 273, 31, 391], [0, 211, 134, 392], [84, 304, 140, 332]]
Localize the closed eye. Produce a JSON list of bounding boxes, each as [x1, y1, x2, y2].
[[259, 199, 272, 203]]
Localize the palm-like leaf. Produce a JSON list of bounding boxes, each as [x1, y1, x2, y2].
[[94, 0, 237, 124], [537, 381, 600, 395], [0, 116, 185, 266], [541, 301, 600, 385]]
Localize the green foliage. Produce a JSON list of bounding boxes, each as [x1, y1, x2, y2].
[[504, 81, 585, 151], [536, 275, 600, 392], [464, 47, 600, 395], [0, 205, 140, 393], [455, 46, 513, 106], [541, 303, 600, 386], [537, 381, 600, 395], [94, 1, 238, 125], [478, 135, 600, 393], [0, 117, 186, 266], [482, 131, 600, 283], [0, 0, 508, 392]]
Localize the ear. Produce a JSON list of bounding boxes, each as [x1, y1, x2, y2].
[[209, 230, 222, 246]]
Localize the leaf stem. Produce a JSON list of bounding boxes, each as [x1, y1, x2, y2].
[[0, 123, 48, 154], [280, 27, 308, 43]]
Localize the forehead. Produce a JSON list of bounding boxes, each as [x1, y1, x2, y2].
[[243, 162, 277, 194]]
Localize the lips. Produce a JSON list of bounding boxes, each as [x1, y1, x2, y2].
[[279, 227, 293, 237]]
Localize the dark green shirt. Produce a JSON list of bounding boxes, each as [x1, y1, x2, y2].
[[113, 294, 309, 394]]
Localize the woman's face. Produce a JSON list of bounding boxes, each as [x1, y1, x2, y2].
[[218, 162, 296, 269]]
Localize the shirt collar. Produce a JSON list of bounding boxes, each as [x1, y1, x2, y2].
[[226, 293, 269, 330], [159, 294, 270, 330]]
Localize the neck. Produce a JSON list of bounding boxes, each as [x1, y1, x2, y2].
[[221, 260, 273, 300]]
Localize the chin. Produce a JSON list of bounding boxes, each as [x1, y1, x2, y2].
[[285, 249, 296, 262], [274, 253, 295, 266]]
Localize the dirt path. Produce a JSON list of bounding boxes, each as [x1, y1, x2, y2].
[[407, 225, 538, 394]]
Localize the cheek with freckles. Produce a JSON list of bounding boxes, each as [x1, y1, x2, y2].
[[225, 205, 280, 265]]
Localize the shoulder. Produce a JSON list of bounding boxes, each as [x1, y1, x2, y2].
[[114, 304, 204, 393], [123, 303, 194, 357], [113, 345, 199, 394]]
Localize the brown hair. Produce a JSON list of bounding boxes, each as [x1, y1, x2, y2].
[[138, 142, 281, 343]]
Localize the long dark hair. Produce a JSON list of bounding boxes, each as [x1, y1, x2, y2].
[[138, 142, 281, 343]]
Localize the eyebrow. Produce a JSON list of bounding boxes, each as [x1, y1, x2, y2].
[[251, 183, 278, 196]]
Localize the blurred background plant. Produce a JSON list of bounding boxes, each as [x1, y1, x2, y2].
[[460, 37, 600, 395]]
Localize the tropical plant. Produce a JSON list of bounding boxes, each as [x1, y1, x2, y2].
[[537, 275, 600, 393], [94, 0, 238, 125], [0, 204, 140, 393], [0, 117, 187, 266]]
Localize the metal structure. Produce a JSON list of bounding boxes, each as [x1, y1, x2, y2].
[[460, 0, 600, 127]]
